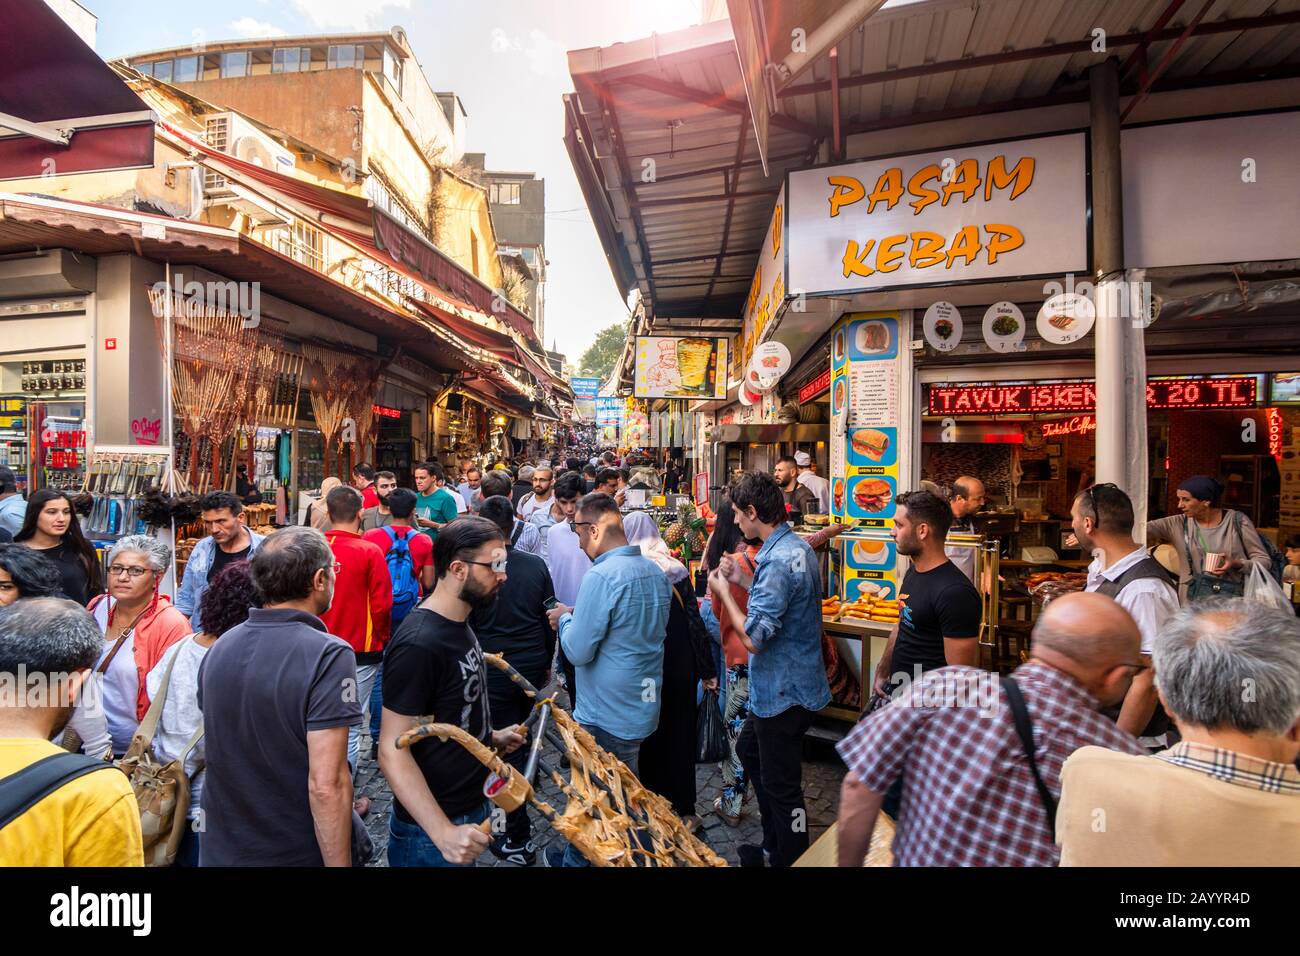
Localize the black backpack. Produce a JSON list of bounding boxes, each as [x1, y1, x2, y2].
[[0, 751, 115, 832]]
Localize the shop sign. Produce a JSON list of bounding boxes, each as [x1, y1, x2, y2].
[[735, 186, 787, 380], [1041, 415, 1096, 438], [595, 396, 623, 427], [799, 368, 832, 404], [633, 335, 729, 400], [927, 376, 1258, 416], [787, 133, 1088, 296], [1269, 407, 1283, 461], [372, 404, 402, 419]]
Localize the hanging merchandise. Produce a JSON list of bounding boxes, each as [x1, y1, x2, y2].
[[79, 449, 173, 538]]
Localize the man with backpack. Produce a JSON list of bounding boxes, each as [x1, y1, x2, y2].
[[363, 488, 434, 759], [0, 598, 143, 866], [1073, 483, 1181, 748], [320, 486, 392, 806]]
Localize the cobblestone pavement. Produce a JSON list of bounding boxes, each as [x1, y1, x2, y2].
[[356, 714, 847, 868]]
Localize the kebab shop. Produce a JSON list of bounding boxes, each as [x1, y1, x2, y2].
[[921, 374, 1281, 563]]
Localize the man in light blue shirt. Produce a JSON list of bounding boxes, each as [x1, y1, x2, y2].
[[0, 466, 25, 537], [710, 471, 831, 868], [547, 492, 669, 867]]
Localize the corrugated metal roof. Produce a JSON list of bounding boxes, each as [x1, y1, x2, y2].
[[567, 0, 1300, 323]]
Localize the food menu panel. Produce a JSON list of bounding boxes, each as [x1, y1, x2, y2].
[[830, 313, 904, 602]]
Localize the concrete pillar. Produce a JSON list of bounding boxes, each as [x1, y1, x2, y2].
[[1089, 59, 1148, 528]]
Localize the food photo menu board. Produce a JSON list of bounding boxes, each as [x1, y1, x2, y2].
[[829, 312, 904, 602]]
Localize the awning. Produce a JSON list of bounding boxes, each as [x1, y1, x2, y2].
[[0, 0, 155, 181]]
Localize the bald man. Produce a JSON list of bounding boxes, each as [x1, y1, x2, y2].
[[835, 592, 1147, 867], [944, 476, 985, 582]]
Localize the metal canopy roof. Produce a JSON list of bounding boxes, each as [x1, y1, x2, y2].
[[566, 0, 1300, 325]]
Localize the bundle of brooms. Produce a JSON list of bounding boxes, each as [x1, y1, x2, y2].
[[396, 654, 726, 867]]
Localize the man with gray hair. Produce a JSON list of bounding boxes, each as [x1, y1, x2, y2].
[[197, 527, 361, 866], [0, 598, 143, 865], [1058, 599, 1300, 866], [836, 591, 1146, 867], [512, 465, 535, 511]]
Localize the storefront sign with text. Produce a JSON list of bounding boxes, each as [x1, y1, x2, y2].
[[928, 377, 1258, 415]]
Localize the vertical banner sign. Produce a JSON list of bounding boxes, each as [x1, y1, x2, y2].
[[595, 397, 623, 443], [830, 312, 903, 602], [734, 187, 787, 382], [570, 377, 600, 422]]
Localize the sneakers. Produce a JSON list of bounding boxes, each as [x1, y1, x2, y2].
[[541, 844, 567, 868], [489, 836, 537, 866], [737, 843, 767, 868]]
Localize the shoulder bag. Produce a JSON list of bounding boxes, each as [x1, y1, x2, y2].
[[1001, 676, 1057, 832]]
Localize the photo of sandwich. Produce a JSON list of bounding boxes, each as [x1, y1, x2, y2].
[[852, 477, 893, 514], [934, 319, 954, 339], [832, 478, 845, 512], [850, 428, 890, 463], [855, 321, 890, 353], [852, 539, 890, 566]]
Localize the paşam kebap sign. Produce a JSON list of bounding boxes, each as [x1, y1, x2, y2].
[[787, 133, 1088, 295]]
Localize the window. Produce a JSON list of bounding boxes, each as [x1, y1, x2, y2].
[[135, 61, 153, 77], [153, 59, 172, 82], [276, 221, 324, 273], [327, 45, 364, 70], [383, 46, 402, 95], [272, 47, 311, 73], [221, 51, 249, 78], [172, 56, 200, 82], [489, 182, 521, 205]]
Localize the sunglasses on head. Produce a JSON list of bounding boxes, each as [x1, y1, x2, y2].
[[1085, 482, 1119, 514]]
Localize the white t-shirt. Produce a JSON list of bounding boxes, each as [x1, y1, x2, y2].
[[1085, 546, 1180, 656], [446, 487, 468, 514], [518, 492, 552, 521], [797, 471, 831, 513], [92, 599, 140, 756], [145, 636, 209, 820]]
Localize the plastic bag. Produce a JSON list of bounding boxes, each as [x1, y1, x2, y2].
[[695, 688, 727, 764], [1245, 561, 1290, 611]]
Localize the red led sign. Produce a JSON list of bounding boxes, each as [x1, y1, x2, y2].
[[928, 377, 1257, 415], [799, 368, 832, 404], [372, 404, 402, 419]]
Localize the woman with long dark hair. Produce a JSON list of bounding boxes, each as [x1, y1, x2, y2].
[[14, 490, 102, 606]]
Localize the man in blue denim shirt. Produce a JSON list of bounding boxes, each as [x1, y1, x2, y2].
[[176, 491, 266, 632], [710, 472, 830, 867], [546, 492, 669, 867]]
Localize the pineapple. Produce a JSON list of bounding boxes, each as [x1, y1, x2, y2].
[[662, 500, 707, 563]]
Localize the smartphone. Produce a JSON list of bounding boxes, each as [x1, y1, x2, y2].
[[543, 597, 558, 610]]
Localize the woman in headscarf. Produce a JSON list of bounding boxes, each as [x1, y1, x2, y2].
[[623, 510, 717, 823], [1145, 474, 1272, 603], [307, 476, 341, 532]]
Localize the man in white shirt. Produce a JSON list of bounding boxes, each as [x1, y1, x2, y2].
[[1072, 482, 1180, 746], [517, 466, 554, 521], [944, 476, 985, 583], [794, 452, 830, 514]]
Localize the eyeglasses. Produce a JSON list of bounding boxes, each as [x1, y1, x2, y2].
[[569, 520, 593, 533], [463, 558, 509, 573], [108, 565, 152, 579]]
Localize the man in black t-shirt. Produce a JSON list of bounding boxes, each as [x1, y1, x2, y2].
[[378, 516, 525, 867], [874, 490, 982, 698], [471, 495, 556, 865]]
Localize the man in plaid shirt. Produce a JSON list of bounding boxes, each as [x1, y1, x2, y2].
[[836, 592, 1146, 866]]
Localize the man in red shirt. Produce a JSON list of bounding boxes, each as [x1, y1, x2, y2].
[[352, 463, 380, 510], [321, 484, 392, 813]]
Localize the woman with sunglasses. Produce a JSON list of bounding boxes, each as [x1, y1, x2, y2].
[[86, 534, 191, 757], [13, 489, 103, 606]]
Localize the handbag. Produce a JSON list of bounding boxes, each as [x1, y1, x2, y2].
[[1183, 513, 1245, 602], [695, 688, 727, 764], [115, 642, 203, 867]]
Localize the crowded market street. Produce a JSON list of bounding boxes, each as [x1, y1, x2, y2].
[[0, 0, 1298, 935]]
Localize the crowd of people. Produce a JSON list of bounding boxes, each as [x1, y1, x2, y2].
[[0, 452, 1296, 868]]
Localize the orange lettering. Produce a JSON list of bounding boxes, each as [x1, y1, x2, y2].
[[984, 224, 1024, 264], [867, 167, 904, 213], [944, 225, 982, 268], [908, 231, 946, 269], [908, 165, 942, 215], [984, 155, 1035, 201], [828, 176, 865, 217], [876, 234, 907, 273], [941, 159, 979, 206], [842, 239, 876, 278]]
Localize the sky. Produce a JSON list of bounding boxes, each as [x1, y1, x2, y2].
[[84, 0, 705, 366]]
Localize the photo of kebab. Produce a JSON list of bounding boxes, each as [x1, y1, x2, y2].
[[933, 318, 954, 339], [850, 428, 890, 463], [1047, 314, 1076, 331], [852, 477, 893, 514], [855, 321, 890, 352]]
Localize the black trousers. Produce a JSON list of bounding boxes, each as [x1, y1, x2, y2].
[[488, 668, 544, 844], [735, 705, 814, 867]]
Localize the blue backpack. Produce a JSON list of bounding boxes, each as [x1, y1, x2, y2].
[[382, 527, 421, 624]]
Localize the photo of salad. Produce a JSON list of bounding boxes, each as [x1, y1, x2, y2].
[[992, 314, 1020, 336]]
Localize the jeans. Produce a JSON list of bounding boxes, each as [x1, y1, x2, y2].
[[386, 802, 490, 868], [348, 663, 379, 775], [736, 705, 814, 868], [560, 724, 643, 867], [368, 662, 384, 739]]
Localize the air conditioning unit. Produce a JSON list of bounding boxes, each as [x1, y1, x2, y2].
[[202, 112, 296, 225]]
